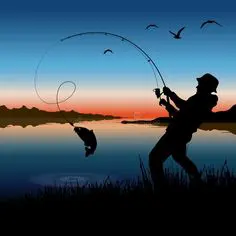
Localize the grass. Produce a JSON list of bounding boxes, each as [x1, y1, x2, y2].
[[1, 159, 236, 225]]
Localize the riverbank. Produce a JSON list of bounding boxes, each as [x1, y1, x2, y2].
[[1, 160, 236, 222]]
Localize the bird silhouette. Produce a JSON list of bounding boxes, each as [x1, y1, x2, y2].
[[104, 49, 113, 54], [200, 20, 223, 29], [146, 24, 159, 30], [169, 27, 186, 39]]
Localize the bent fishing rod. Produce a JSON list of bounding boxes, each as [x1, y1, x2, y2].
[[34, 31, 171, 125], [60, 31, 170, 104]]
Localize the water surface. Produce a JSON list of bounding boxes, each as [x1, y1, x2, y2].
[[0, 119, 235, 196]]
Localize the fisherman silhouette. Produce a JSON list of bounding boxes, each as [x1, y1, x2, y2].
[[149, 73, 219, 191]]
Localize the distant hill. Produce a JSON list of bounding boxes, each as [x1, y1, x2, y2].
[[0, 105, 121, 128], [0, 105, 120, 119]]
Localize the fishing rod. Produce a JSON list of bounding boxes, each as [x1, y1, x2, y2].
[[60, 32, 165, 84], [61, 32, 168, 86], [34, 31, 171, 124], [60, 31, 171, 116]]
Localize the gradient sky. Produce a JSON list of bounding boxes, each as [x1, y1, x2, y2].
[[0, 0, 236, 118]]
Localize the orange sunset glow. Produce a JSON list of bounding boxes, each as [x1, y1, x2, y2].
[[1, 99, 233, 119], [0, 86, 234, 119]]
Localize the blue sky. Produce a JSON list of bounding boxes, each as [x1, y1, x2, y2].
[[0, 0, 235, 116]]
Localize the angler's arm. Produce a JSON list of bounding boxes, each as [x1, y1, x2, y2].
[[165, 102, 178, 117], [168, 91, 186, 109], [163, 87, 186, 109], [160, 99, 178, 117]]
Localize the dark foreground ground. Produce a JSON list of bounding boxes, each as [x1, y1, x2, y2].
[[1, 160, 236, 230]]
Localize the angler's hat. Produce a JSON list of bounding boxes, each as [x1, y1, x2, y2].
[[196, 73, 219, 93]]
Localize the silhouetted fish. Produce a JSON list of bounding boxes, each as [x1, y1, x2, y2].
[[169, 26, 186, 39], [200, 20, 222, 29], [73, 126, 97, 157]]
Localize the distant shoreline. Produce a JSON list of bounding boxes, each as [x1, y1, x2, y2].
[[0, 105, 122, 128], [120, 110, 236, 136], [121, 104, 236, 125]]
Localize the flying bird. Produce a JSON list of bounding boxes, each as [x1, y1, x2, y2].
[[169, 27, 186, 39], [200, 20, 223, 29], [103, 49, 113, 54], [145, 24, 159, 30]]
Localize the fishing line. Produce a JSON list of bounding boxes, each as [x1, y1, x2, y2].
[[34, 31, 170, 127], [34, 40, 78, 126], [56, 80, 76, 127], [34, 41, 77, 106]]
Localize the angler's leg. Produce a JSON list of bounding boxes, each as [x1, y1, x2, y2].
[[172, 144, 201, 180], [149, 134, 172, 192]]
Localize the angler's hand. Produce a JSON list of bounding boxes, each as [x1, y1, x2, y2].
[[159, 99, 168, 106], [153, 88, 161, 98], [163, 87, 172, 96]]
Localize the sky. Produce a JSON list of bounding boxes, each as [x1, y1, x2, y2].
[[0, 0, 236, 118]]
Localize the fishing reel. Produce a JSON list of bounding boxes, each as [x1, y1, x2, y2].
[[153, 88, 163, 99], [153, 87, 169, 107]]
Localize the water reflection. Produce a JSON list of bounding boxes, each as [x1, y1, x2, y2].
[[200, 122, 236, 135], [0, 119, 235, 196], [125, 119, 236, 137]]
